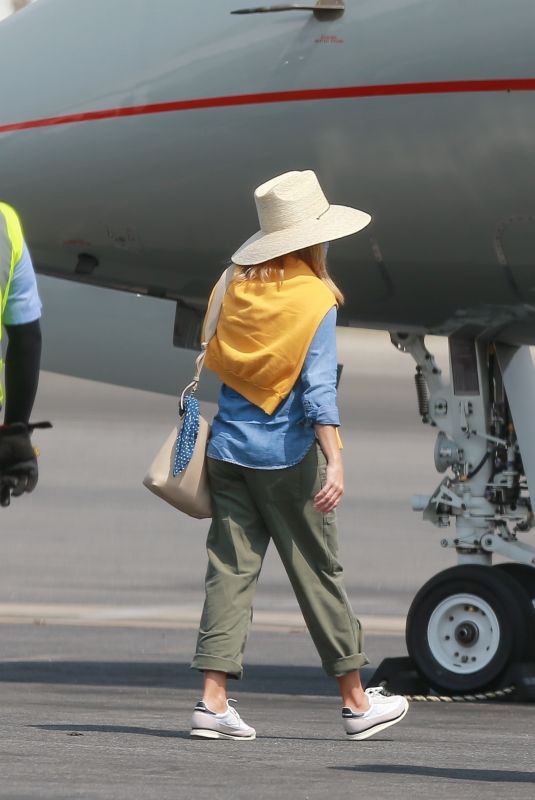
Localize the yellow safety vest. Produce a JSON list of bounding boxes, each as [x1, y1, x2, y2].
[[0, 202, 24, 407]]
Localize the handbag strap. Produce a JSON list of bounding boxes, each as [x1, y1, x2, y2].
[[201, 266, 236, 346], [180, 266, 235, 405]]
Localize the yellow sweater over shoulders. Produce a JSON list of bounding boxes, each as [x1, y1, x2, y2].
[[204, 256, 337, 414]]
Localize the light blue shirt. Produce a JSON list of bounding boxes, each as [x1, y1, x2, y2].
[[3, 244, 42, 326], [207, 307, 340, 469]]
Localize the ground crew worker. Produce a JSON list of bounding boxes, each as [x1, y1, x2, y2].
[[0, 202, 43, 507]]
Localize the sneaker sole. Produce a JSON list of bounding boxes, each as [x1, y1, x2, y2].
[[345, 699, 409, 741], [190, 728, 256, 741]]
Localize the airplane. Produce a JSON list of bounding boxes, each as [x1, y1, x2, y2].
[[1, 0, 535, 695]]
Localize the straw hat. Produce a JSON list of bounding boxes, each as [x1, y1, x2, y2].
[[231, 170, 371, 265]]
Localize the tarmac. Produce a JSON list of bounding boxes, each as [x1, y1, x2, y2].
[[1, 331, 535, 799], [2, 623, 535, 800]]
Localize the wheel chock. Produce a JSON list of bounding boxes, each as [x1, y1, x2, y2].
[[367, 656, 429, 695], [500, 663, 535, 701], [369, 657, 535, 701]]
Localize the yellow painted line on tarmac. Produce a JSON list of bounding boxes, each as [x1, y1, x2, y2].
[[0, 603, 405, 634]]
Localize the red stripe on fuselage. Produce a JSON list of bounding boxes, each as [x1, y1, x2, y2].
[[1, 78, 534, 134]]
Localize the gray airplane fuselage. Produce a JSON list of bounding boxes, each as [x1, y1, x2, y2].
[[1, 0, 535, 383]]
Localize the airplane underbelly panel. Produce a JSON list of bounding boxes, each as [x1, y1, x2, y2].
[[2, 88, 533, 341], [0, 0, 534, 343]]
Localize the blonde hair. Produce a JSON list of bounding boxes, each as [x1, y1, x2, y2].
[[234, 244, 344, 305]]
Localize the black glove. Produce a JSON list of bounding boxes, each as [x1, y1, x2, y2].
[[0, 423, 38, 507]]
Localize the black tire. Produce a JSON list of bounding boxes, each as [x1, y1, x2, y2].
[[406, 564, 535, 693], [495, 562, 535, 602]]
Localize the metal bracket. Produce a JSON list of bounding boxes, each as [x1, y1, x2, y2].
[[430, 484, 466, 512], [480, 533, 535, 566], [390, 333, 445, 394]]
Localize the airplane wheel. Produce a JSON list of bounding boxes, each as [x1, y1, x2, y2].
[[494, 563, 535, 605], [406, 565, 535, 693]]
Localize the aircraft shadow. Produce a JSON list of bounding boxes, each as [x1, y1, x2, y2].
[[330, 764, 535, 784], [0, 660, 375, 695]]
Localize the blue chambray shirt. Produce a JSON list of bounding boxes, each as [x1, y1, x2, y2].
[[207, 306, 340, 469]]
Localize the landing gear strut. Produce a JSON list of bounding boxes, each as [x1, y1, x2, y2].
[[373, 334, 535, 696]]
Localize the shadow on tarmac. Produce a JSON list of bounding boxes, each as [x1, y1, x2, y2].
[[32, 724, 342, 742], [33, 723, 191, 739], [330, 765, 535, 783], [0, 660, 375, 694]]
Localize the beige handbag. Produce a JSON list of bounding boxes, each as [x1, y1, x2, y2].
[[143, 267, 234, 518]]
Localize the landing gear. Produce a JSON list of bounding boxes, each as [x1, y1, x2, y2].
[[379, 334, 535, 696], [406, 565, 535, 692]]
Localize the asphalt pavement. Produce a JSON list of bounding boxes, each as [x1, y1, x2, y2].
[[1, 331, 534, 799], [2, 624, 535, 800]]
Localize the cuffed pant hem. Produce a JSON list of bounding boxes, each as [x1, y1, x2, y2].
[[323, 652, 370, 678], [190, 654, 243, 680]]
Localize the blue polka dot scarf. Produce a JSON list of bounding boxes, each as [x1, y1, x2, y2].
[[173, 394, 200, 477]]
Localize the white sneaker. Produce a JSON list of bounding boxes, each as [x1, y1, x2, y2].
[[191, 699, 256, 740], [342, 686, 409, 740]]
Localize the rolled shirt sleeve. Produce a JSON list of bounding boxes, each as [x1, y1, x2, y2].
[[3, 244, 42, 326], [300, 306, 340, 427]]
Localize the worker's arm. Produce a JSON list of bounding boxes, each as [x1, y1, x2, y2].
[[0, 321, 42, 506], [3, 242, 42, 425], [4, 319, 42, 424]]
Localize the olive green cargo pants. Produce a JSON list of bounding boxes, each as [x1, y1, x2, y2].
[[191, 443, 369, 679]]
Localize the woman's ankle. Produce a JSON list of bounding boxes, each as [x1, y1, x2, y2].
[[202, 670, 228, 713], [336, 670, 370, 712], [202, 693, 228, 714], [342, 690, 370, 713]]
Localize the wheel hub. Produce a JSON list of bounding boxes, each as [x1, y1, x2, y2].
[[427, 593, 500, 674], [454, 621, 479, 646]]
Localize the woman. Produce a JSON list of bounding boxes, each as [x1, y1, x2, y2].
[[190, 170, 409, 741]]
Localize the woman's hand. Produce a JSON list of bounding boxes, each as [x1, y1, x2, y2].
[[313, 424, 344, 513], [314, 458, 344, 513]]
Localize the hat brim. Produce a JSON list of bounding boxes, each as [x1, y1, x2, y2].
[[231, 205, 371, 266]]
